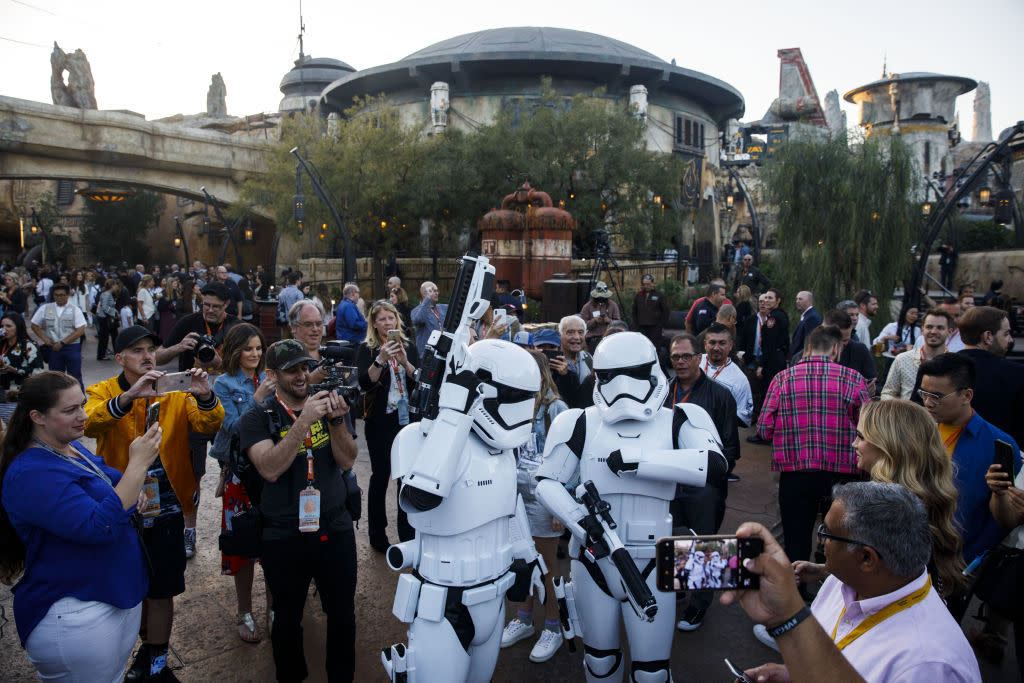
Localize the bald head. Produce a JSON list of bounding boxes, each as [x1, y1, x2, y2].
[[420, 281, 439, 303], [796, 291, 813, 313]]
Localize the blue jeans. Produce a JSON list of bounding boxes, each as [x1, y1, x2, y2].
[[49, 342, 83, 389]]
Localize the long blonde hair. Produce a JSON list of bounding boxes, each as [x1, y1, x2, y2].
[[858, 399, 965, 594], [527, 349, 562, 417], [364, 300, 408, 350]]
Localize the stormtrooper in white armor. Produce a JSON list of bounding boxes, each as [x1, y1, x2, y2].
[[707, 551, 727, 589], [381, 339, 547, 682], [535, 332, 727, 683], [686, 552, 706, 591]]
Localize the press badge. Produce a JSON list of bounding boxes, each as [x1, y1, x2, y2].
[[299, 486, 321, 532], [397, 396, 410, 426], [140, 476, 161, 517]]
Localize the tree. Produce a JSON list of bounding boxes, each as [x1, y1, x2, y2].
[[761, 134, 918, 328], [81, 190, 164, 265], [239, 81, 686, 259]]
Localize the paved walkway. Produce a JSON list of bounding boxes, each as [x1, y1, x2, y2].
[[0, 347, 1016, 681]]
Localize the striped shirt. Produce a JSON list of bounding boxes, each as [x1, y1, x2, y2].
[[757, 356, 869, 473]]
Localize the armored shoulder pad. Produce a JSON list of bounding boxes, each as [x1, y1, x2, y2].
[[542, 408, 587, 459], [672, 402, 723, 452]]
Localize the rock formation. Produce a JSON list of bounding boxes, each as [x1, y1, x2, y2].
[[207, 73, 227, 116], [823, 90, 846, 136], [972, 81, 992, 143], [50, 42, 97, 109]]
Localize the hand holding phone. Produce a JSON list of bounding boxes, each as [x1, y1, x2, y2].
[[146, 402, 161, 430], [493, 308, 507, 325], [656, 534, 763, 592], [995, 439, 1016, 486], [724, 658, 754, 683], [387, 329, 402, 342], [154, 371, 191, 395]]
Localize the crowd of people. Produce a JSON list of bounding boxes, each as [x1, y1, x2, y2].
[[0, 254, 1021, 682]]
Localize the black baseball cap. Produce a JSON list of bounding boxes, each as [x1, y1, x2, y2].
[[266, 339, 315, 371], [114, 325, 162, 354]]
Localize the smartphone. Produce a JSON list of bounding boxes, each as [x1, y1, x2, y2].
[[655, 534, 764, 592], [493, 308, 507, 325], [146, 402, 161, 429], [541, 349, 562, 362], [154, 371, 191, 395], [387, 329, 402, 342], [995, 439, 1016, 486], [724, 658, 754, 683]]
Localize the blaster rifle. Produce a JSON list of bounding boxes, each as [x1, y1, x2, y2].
[[578, 480, 658, 623]]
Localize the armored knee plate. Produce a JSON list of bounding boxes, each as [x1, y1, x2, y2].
[[631, 659, 671, 683], [584, 644, 623, 680]]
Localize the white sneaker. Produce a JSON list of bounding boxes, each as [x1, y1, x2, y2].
[[752, 624, 780, 653], [500, 618, 535, 648], [529, 629, 562, 663]]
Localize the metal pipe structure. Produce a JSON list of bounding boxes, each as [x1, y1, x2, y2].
[[898, 121, 1024, 336], [173, 216, 191, 267], [725, 165, 762, 262], [290, 147, 356, 283], [199, 186, 244, 271]]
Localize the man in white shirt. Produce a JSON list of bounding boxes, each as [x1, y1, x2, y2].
[[882, 308, 951, 400], [700, 322, 753, 428], [30, 283, 87, 388], [853, 289, 878, 347], [914, 299, 965, 353]]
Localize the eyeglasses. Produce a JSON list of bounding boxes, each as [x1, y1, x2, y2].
[[916, 388, 961, 404], [670, 353, 698, 362], [295, 320, 323, 329], [201, 302, 225, 310], [816, 523, 880, 557]]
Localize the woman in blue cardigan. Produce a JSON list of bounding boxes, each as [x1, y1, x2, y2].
[[210, 323, 276, 643], [0, 371, 161, 682]]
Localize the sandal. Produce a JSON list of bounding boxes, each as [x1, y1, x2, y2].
[[237, 612, 261, 643]]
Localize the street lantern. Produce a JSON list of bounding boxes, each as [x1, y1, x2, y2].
[[173, 235, 182, 248], [979, 188, 991, 206], [243, 227, 254, 242], [994, 188, 1015, 225], [922, 203, 932, 217]]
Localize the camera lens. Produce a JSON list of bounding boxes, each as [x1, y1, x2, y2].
[[195, 345, 215, 363]]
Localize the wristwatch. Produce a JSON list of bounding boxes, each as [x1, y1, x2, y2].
[[373, 357, 386, 368]]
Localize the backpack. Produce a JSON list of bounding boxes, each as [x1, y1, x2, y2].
[[227, 407, 281, 506]]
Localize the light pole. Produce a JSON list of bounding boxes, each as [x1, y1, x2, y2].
[[290, 147, 356, 283], [173, 216, 191, 267]]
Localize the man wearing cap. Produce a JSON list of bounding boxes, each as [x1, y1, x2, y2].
[[579, 281, 621, 353], [238, 339, 358, 682], [85, 325, 224, 681]]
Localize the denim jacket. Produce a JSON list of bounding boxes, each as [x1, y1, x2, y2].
[[210, 369, 265, 462]]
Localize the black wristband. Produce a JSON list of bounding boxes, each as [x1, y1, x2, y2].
[[766, 606, 812, 638]]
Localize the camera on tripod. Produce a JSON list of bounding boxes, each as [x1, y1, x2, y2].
[[308, 341, 360, 406]]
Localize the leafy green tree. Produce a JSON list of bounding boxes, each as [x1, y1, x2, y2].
[[761, 134, 918, 328], [240, 81, 686, 259], [81, 190, 165, 265]]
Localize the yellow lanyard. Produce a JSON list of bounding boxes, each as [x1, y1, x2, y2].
[[830, 575, 931, 651]]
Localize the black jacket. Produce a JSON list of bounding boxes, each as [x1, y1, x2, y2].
[[960, 348, 1024, 449], [737, 310, 790, 380], [356, 340, 420, 425], [664, 372, 740, 467], [790, 307, 822, 359], [839, 341, 877, 384]]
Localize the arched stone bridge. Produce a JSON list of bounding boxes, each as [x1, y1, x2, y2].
[[0, 96, 269, 203]]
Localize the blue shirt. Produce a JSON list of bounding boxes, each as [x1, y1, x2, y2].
[[951, 412, 1021, 563], [334, 298, 368, 343], [210, 370, 265, 462], [2, 441, 148, 645], [410, 300, 448, 354]]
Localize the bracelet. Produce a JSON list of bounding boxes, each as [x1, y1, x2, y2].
[[328, 416, 347, 426], [373, 358, 385, 368], [766, 606, 812, 638]]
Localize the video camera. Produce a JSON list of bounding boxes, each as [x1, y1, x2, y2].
[[309, 341, 360, 406]]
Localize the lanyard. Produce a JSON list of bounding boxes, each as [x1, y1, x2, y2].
[[942, 417, 970, 450], [33, 439, 113, 488], [703, 357, 729, 380], [949, 329, 960, 343], [830, 576, 931, 651], [388, 357, 405, 396], [431, 306, 441, 325], [275, 396, 315, 484]]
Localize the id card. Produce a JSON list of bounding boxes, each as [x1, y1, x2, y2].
[[397, 396, 410, 426], [298, 486, 321, 533], [140, 476, 161, 518]]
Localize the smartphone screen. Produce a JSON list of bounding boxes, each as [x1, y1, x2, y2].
[[146, 402, 161, 430], [655, 534, 763, 592], [995, 439, 1016, 486], [724, 658, 754, 683], [154, 371, 191, 395]]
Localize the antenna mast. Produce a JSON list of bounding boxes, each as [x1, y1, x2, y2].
[[297, 0, 306, 62]]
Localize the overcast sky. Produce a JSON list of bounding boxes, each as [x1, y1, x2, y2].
[[1, 0, 1021, 139]]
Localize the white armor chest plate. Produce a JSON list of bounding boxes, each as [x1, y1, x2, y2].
[[396, 430, 518, 585], [577, 409, 675, 554]]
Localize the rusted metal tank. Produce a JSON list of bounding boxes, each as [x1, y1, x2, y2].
[[478, 182, 576, 299]]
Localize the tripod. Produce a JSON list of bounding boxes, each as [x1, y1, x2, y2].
[[588, 245, 628, 326]]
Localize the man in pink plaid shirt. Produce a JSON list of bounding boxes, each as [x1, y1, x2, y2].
[[756, 325, 870, 563]]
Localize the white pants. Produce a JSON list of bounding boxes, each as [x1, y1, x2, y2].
[[25, 597, 142, 683]]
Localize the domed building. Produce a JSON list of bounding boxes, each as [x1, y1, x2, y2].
[[318, 27, 744, 264], [280, 55, 355, 113]]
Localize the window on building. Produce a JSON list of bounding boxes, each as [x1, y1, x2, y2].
[[56, 180, 75, 205], [674, 115, 705, 154]]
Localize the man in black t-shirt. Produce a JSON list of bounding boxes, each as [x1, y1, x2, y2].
[[157, 282, 239, 371], [239, 339, 358, 682]]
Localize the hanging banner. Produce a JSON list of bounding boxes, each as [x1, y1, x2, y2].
[[678, 153, 704, 208]]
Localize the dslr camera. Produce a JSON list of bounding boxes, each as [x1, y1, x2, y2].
[[194, 334, 219, 364], [308, 341, 360, 406]]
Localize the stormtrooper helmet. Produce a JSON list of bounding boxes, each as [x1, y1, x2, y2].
[[591, 332, 667, 423], [464, 339, 541, 449]]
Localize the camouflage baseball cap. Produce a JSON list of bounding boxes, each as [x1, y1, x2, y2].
[[266, 339, 315, 371]]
